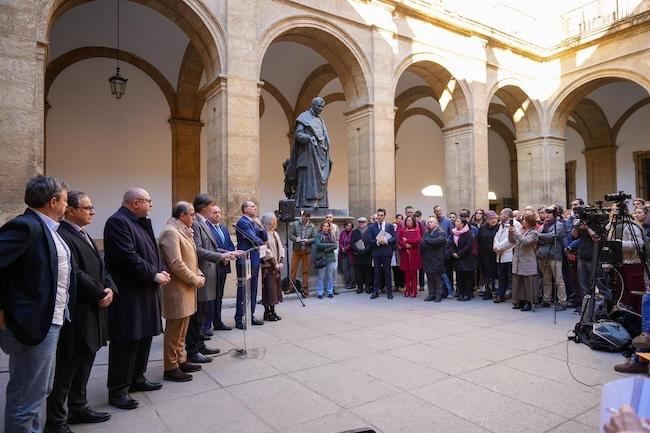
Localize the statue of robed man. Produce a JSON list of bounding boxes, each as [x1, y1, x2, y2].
[[284, 97, 332, 208]]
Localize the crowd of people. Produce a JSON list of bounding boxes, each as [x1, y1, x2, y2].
[[1, 175, 650, 433]]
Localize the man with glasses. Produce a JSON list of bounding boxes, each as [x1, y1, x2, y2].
[[46, 192, 114, 432], [104, 188, 170, 410]]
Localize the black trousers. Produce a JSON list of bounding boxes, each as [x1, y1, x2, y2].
[[211, 271, 227, 326], [496, 262, 512, 297], [46, 345, 96, 428], [425, 272, 443, 298], [107, 337, 152, 397], [456, 271, 474, 298], [372, 255, 392, 295], [392, 266, 404, 289], [185, 310, 206, 356], [355, 262, 372, 290], [418, 269, 425, 289]]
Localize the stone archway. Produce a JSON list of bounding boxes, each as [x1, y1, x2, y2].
[[393, 58, 473, 213], [258, 17, 373, 216]]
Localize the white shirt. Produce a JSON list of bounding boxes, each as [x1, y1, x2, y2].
[[34, 209, 71, 326]]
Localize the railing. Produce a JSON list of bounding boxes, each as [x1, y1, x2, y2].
[[560, 0, 649, 38]]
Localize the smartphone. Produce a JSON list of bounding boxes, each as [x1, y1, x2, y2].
[[509, 219, 514, 226]]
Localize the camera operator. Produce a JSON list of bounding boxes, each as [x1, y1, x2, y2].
[[571, 205, 599, 312], [537, 206, 568, 310]]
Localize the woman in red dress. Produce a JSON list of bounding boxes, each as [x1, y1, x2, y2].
[[398, 216, 422, 297]]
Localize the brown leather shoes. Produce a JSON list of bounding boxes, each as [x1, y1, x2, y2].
[[163, 368, 192, 382], [614, 359, 649, 374], [179, 362, 202, 373], [632, 333, 650, 350]]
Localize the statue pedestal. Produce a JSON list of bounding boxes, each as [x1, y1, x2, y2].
[[295, 207, 350, 218]]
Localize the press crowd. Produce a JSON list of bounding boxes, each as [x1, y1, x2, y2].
[[2, 175, 650, 433]]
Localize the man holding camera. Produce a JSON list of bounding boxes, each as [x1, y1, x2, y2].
[[571, 206, 599, 311], [537, 206, 568, 310]]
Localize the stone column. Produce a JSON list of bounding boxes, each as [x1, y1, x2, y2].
[[585, 145, 617, 204], [169, 118, 203, 204], [0, 18, 47, 223], [204, 0, 260, 228], [443, 124, 475, 213], [515, 136, 566, 208]]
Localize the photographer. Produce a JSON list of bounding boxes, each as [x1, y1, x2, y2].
[[571, 207, 599, 312], [537, 206, 568, 310]]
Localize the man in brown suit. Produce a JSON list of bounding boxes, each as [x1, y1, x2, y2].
[[158, 202, 205, 382]]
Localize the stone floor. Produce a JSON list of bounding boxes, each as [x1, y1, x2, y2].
[[0, 291, 634, 433]]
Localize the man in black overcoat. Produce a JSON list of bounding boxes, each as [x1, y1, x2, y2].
[[46, 191, 116, 432], [103, 188, 170, 410]]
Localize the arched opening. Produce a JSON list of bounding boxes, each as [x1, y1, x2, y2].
[[258, 22, 371, 214], [552, 78, 650, 205], [393, 60, 470, 214], [44, 0, 222, 237]]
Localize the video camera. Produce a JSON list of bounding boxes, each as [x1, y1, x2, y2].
[[573, 202, 609, 235], [604, 191, 632, 203]]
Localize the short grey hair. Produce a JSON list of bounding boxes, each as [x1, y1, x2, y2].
[[261, 212, 276, 231], [241, 200, 255, 213], [24, 175, 68, 208], [501, 207, 514, 218], [172, 201, 192, 219], [67, 191, 88, 209]]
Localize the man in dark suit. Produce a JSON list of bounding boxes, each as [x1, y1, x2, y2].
[[234, 201, 268, 329], [207, 204, 238, 330], [103, 188, 170, 410], [364, 208, 396, 299], [46, 192, 115, 432], [184, 195, 237, 364], [0, 175, 74, 433]]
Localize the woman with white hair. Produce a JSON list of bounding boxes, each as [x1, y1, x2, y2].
[[260, 212, 285, 321]]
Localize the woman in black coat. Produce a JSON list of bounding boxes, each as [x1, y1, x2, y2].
[[420, 216, 448, 302], [477, 210, 499, 300], [452, 217, 476, 301]]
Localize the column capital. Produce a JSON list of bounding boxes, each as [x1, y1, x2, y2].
[[344, 103, 374, 124], [441, 123, 473, 136], [514, 135, 567, 148], [200, 74, 228, 100]]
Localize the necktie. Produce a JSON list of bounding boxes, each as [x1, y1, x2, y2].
[[212, 223, 225, 245], [80, 229, 94, 248]]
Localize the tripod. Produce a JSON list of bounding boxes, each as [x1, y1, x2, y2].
[[538, 215, 562, 324], [283, 221, 306, 307]]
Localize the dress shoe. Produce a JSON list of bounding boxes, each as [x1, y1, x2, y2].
[[369, 293, 378, 299], [512, 301, 524, 309], [424, 295, 435, 302], [235, 322, 246, 330], [200, 346, 221, 356], [252, 318, 264, 326], [129, 379, 163, 393], [67, 407, 111, 424], [434, 296, 442, 302], [164, 368, 193, 382], [179, 361, 202, 373], [521, 302, 532, 312], [213, 322, 232, 331], [387, 293, 394, 299], [632, 332, 650, 350], [264, 312, 278, 321], [188, 352, 213, 363], [108, 394, 138, 410], [614, 359, 649, 374], [45, 425, 74, 433], [272, 312, 282, 320], [201, 328, 214, 337]]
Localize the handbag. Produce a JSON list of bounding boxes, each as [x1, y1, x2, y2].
[[315, 256, 327, 269]]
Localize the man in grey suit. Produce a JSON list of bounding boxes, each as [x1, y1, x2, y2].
[[185, 194, 238, 363]]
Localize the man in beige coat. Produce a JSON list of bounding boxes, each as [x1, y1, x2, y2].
[[158, 202, 206, 382]]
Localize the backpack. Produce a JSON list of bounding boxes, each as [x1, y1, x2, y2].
[[588, 320, 632, 352]]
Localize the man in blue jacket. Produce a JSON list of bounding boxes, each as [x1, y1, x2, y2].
[[365, 208, 396, 299], [234, 201, 268, 329], [0, 175, 74, 433]]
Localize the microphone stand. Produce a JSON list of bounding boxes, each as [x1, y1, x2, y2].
[[232, 223, 260, 358]]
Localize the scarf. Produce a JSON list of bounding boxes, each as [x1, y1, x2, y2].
[[452, 225, 469, 246], [169, 218, 194, 238]]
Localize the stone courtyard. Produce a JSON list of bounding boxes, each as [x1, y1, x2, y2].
[[0, 291, 628, 433]]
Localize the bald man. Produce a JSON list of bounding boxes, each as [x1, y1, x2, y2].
[[103, 188, 170, 410]]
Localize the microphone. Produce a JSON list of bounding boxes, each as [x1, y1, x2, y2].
[[232, 224, 260, 251]]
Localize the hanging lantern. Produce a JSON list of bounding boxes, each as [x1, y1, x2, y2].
[[108, 0, 127, 99]]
